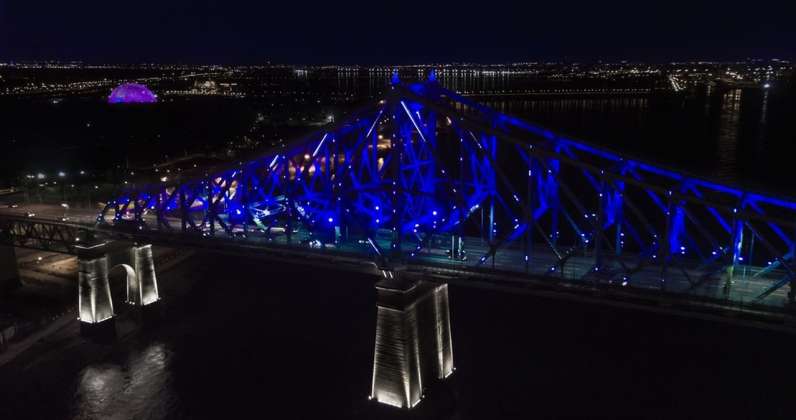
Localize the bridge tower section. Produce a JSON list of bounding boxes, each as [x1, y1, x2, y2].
[[106, 243, 160, 307], [0, 228, 21, 296], [370, 275, 454, 409], [76, 241, 161, 335], [76, 242, 115, 335]]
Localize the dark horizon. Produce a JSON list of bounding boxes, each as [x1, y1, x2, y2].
[[2, 0, 794, 65]]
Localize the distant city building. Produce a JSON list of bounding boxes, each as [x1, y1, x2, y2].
[[107, 83, 157, 104], [194, 80, 218, 93]]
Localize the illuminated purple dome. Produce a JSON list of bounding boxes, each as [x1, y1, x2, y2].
[[108, 83, 158, 104]]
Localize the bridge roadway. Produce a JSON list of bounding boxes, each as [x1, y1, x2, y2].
[[1, 203, 792, 319]]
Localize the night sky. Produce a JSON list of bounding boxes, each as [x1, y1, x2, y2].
[[1, 0, 794, 64]]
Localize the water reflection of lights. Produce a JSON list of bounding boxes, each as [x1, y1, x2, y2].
[[78, 365, 124, 415], [75, 342, 173, 418]]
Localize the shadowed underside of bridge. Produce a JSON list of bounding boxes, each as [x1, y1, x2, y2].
[[77, 72, 796, 311]]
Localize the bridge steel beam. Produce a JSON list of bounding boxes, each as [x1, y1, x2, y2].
[[76, 243, 115, 334]]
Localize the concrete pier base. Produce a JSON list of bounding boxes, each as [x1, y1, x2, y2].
[[137, 299, 164, 326], [79, 318, 117, 339], [370, 275, 454, 409]]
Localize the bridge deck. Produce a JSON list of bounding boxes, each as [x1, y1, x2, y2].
[[1, 204, 791, 316]]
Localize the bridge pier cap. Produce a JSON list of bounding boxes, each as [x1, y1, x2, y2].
[[76, 241, 109, 260], [371, 276, 454, 409]]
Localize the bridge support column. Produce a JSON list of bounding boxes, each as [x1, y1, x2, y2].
[[0, 241, 21, 297], [105, 242, 161, 323], [76, 243, 115, 336], [370, 274, 454, 409], [449, 235, 464, 261], [130, 244, 160, 306]]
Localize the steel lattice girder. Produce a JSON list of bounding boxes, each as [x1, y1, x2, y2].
[[98, 76, 796, 306], [0, 218, 82, 254]]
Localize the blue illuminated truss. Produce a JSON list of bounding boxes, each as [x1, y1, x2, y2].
[[100, 72, 796, 308]]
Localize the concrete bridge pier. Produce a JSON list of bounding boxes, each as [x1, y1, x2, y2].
[[370, 273, 454, 409], [77, 243, 116, 336], [106, 243, 160, 309], [77, 242, 161, 336], [129, 244, 162, 323]]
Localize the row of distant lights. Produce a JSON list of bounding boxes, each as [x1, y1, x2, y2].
[[24, 170, 101, 189], [25, 170, 87, 179]]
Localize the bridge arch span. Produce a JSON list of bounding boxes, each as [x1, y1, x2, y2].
[[108, 263, 137, 306], [75, 242, 160, 330]]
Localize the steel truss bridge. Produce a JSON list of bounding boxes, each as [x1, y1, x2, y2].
[[4, 73, 796, 314]]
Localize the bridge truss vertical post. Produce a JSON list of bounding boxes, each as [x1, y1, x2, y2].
[[179, 189, 187, 233], [726, 208, 744, 300], [452, 126, 467, 264], [549, 160, 560, 251], [659, 191, 674, 290], [205, 176, 215, 237], [488, 133, 496, 245], [156, 186, 165, 230], [132, 192, 143, 224], [525, 152, 534, 273], [241, 168, 250, 236], [389, 96, 402, 256], [593, 173, 607, 272], [611, 171, 626, 259], [285, 161, 294, 245]]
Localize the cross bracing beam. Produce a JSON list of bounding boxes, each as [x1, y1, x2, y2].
[[0, 218, 86, 254], [92, 74, 796, 309]]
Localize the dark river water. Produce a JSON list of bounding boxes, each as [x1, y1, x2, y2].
[[484, 87, 796, 194], [2, 255, 796, 419]]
